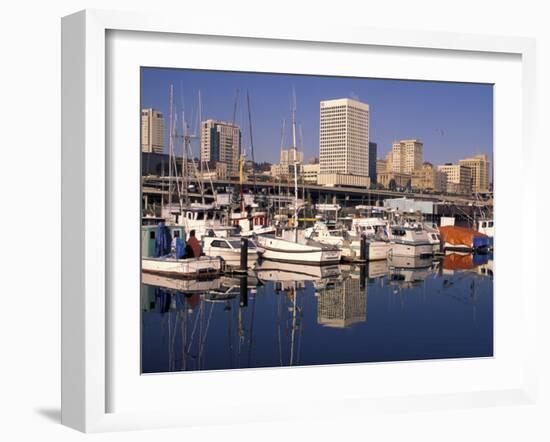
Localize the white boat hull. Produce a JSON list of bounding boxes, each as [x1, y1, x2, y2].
[[202, 248, 258, 264], [341, 239, 389, 261], [388, 242, 433, 258], [142, 256, 222, 278], [256, 236, 341, 265]]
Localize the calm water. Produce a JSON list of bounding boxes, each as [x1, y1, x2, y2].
[[141, 254, 493, 374]]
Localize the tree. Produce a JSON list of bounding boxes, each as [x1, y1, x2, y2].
[[388, 179, 397, 191]]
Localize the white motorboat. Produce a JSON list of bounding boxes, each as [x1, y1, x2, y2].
[[423, 224, 442, 253], [255, 230, 342, 265], [202, 236, 259, 267], [349, 217, 389, 237], [142, 255, 223, 278], [477, 219, 494, 238], [304, 222, 389, 261], [387, 226, 433, 258], [163, 203, 227, 239]]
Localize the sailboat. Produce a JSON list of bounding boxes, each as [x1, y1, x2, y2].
[[256, 91, 341, 265], [229, 91, 275, 237]]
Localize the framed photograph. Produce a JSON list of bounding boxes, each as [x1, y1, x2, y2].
[[61, 9, 537, 432]]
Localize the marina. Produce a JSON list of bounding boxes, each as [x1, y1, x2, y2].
[[139, 69, 494, 373]]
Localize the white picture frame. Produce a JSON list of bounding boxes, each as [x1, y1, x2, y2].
[[61, 9, 537, 433]]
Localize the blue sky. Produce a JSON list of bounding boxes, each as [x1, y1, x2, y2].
[[141, 68, 493, 166]]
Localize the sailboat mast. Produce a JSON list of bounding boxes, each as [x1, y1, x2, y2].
[[182, 109, 189, 206], [168, 84, 174, 217], [291, 90, 299, 238], [246, 90, 257, 192]]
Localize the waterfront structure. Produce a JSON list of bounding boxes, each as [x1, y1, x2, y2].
[[141, 108, 164, 154], [200, 119, 241, 177], [459, 153, 490, 193], [302, 163, 320, 184], [391, 139, 423, 174], [369, 142, 377, 182], [317, 277, 366, 328], [411, 162, 447, 192], [438, 164, 473, 195], [377, 171, 411, 190], [319, 98, 370, 186]]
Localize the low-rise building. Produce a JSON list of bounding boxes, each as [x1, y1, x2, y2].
[[200, 161, 228, 180], [376, 171, 411, 190], [317, 173, 370, 188], [411, 162, 447, 192], [270, 147, 304, 180], [302, 163, 320, 184]]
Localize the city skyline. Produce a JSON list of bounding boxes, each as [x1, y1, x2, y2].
[[141, 68, 493, 167]]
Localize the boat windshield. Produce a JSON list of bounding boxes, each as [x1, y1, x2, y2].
[[229, 240, 255, 249]]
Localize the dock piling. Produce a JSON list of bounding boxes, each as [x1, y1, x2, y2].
[[240, 237, 248, 272]]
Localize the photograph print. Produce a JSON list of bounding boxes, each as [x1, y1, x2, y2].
[[140, 68, 494, 374]]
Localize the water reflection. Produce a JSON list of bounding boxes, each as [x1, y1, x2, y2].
[[141, 254, 493, 373]]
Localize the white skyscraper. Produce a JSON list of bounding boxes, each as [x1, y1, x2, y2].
[[319, 98, 370, 177]]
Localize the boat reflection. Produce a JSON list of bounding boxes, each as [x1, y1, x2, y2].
[[387, 255, 433, 289], [441, 252, 493, 278]]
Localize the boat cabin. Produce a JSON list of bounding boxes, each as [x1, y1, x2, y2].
[[477, 219, 494, 237], [141, 224, 185, 258]]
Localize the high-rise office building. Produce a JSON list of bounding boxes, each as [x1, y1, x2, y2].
[[319, 98, 370, 178], [459, 153, 490, 193], [200, 119, 241, 177], [437, 164, 473, 195], [368, 142, 377, 183], [391, 139, 423, 174], [141, 108, 164, 154]]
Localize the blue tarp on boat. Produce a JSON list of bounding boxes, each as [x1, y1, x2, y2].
[[175, 237, 185, 259], [154, 222, 172, 257]]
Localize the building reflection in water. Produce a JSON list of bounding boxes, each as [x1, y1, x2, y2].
[[315, 274, 367, 328]]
